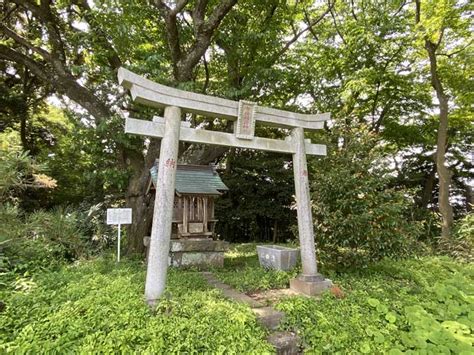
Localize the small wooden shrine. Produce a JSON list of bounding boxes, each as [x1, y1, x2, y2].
[[147, 163, 228, 240]]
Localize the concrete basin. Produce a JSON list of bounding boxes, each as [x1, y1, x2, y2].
[[257, 245, 300, 271]]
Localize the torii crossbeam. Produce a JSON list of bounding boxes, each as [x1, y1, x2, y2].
[[118, 68, 332, 305]]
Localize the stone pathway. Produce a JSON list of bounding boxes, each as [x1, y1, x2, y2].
[[249, 288, 304, 305], [201, 272, 300, 354]]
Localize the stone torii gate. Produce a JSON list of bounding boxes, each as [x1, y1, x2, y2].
[[118, 68, 332, 305]]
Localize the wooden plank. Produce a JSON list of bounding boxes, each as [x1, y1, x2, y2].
[[189, 222, 204, 234], [125, 117, 327, 156], [203, 197, 208, 233], [183, 197, 188, 234], [179, 232, 213, 237], [209, 200, 214, 219], [118, 67, 330, 130]]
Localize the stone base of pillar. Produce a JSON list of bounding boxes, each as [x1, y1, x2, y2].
[[290, 274, 332, 296]]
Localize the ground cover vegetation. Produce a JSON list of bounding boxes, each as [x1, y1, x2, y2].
[[0, 0, 472, 352], [0, 257, 272, 353], [217, 245, 474, 353], [1, 245, 472, 353], [277, 257, 474, 354]]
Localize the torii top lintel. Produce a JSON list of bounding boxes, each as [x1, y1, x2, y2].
[[118, 68, 330, 131]]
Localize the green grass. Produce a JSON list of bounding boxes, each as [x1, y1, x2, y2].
[[0, 256, 272, 353]]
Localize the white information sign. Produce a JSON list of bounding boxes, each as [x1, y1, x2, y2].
[[106, 208, 132, 262], [107, 208, 132, 225]]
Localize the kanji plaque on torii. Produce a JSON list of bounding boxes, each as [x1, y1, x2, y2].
[[236, 100, 256, 140], [118, 68, 332, 305]]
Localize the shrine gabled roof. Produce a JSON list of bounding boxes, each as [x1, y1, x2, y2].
[[149, 164, 229, 196]]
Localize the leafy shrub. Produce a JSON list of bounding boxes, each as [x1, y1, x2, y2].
[[309, 127, 423, 267], [26, 207, 86, 258], [0, 147, 56, 204], [454, 213, 474, 240], [0, 204, 25, 272], [0, 258, 272, 353], [0, 206, 86, 273], [75, 202, 116, 253]]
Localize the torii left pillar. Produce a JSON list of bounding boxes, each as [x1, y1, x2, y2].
[[144, 106, 181, 306]]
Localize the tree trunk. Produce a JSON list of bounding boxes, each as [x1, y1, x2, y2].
[[418, 164, 436, 210], [425, 41, 454, 239], [123, 137, 161, 254], [273, 220, 278, 244], [465, 184, 473, 212], [19, 66, 32, 153], [125, 171, 154, 255]]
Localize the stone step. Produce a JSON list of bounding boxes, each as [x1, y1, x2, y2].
[[252, 306, 285, 330], [267, 331, 301, 355], [201, 272, 301, 353], [223, 288, 264, 308], [201, 272, 264, 308]]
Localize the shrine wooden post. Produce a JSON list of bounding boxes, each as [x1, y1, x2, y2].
[[118, 68, 332, 305]]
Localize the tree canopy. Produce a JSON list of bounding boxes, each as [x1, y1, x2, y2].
[[1, 0, 472, 256]]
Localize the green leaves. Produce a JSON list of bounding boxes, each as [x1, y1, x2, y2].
[[385, 312, 397, 324], [0, 258, 272, 353], [276, 256, 473, 353], [215, 244, 300, 292], [310, 126, 422, 267], [368, 298, 380, 307], [2, 248, 473, 353], [215, 151, 296, 243]]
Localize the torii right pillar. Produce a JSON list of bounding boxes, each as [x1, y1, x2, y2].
[[290, 127, 333, 295]]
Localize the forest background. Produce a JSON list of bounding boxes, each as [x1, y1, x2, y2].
[[1, 0, 472, 270]]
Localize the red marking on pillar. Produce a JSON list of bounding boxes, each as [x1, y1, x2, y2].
[[165, 158, 176, 169]]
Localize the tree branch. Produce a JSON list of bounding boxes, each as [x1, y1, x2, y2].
[[153, 0, 183, 76], [39, 0, 68, 63], [72, 0, 122, 69], [350, 0, 358, 21], [202, 0, 237, 34], [171, 0, 189, 16], [0, 44, 51, 82], [0, 23, 52, 61], [12, 0, 69, 74], [202, 53, 210, 93], [192, 0, 208, 34], [438, 39, 473, 57], [176, 0, 237, 81], [0, 44, 111, 122], [1, 2, 19, 23], [277, 1, 334, 58], [329, 2, 346, 45]]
